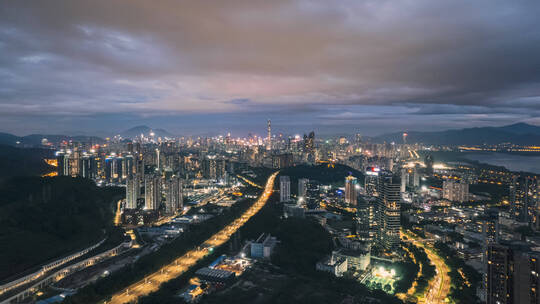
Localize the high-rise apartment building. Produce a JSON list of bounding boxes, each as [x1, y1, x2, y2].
[[144, 174, 161, 210], [487, 242, 540, 304], [345, 175, 358, 205], [443, 180, 469, 203], [126, 174, 140, 209], [56, 151, 70, 176], [298, 178, 309, 198], [280, 176, 291, 203], [165, 176, 183, 214]]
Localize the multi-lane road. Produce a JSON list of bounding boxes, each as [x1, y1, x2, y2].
[[403, 231, 451, 304], [108, 172, 278, 304]]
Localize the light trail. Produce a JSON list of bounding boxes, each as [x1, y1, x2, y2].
[[113, 199, 123, 226], [236, 175, 263, 189], [108, 172, 278, 304], [402, 231, 451, 304]]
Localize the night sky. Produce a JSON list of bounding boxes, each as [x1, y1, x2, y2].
[[1, 1, 540, 137]]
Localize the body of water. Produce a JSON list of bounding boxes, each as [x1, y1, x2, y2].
[[463, 152, 540, 174]]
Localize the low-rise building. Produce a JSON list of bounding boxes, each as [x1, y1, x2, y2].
[[250, 233, 278, 259], [316, 254, 348, 277]]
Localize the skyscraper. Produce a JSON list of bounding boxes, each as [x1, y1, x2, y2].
[[364, 167, 380, 196], [298, 178, 309, 198], [56, 151, 70, 176], [357, 197, 372, 242], [126, 174, 140, 209], [376, 174, 401, 251], [267, 119, 271, 151], [345, 175, 358, 205], [165, 176, 183, 215], [280, 176, 291, 203], [303, 131, 315, 154], [144, 174, 161, 210]]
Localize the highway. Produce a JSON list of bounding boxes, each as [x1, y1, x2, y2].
[[108, 172, 278, 304], [402, 231, 451, 304]]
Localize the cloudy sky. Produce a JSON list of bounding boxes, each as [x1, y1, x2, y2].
[[1, 0, 540, 137]]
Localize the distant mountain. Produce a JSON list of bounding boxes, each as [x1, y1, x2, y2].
[[120, 125, 175, 139], [375, 123, 540, 145], [0, 133, 104, 147], [0, 133, 20, 146]]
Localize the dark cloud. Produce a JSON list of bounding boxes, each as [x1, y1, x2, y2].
[[0, 0, 539, 135]]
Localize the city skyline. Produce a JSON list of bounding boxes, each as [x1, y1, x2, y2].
[[1, 1, 540, 136]]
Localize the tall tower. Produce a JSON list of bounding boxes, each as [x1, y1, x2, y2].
[[376, 174, 401, 252], [267, 119, 272, 151]]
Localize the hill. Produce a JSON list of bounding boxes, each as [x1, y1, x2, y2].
[[120, 125, 174, 139], [278, 163, 364, 195], [0, 176, 123, 281], [375, 123, 540, 145], [0, 145, 54, 182]]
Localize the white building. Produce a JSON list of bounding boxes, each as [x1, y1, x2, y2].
[[280, 176, 291, 202]]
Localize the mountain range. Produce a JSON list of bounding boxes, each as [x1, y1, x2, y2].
[[0, 133, 104, 147], [1, 123, 539, 147], [0, 126, 176, 147], [375, 123, 540, 145], [120, 125, 174, 139]]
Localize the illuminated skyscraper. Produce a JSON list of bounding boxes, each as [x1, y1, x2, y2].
[[280, 176, 291, 202], [267, 119, 271, 151], [357, 197, 372, 241], [364, 167, 380, 196], [345, 175, 358, 205], [376, 174, 401, 251]]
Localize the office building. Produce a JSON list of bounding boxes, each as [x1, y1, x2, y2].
[[364, 167, 380, 196], [376, 174, 401, 251]]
